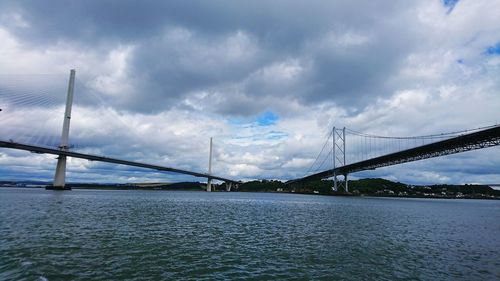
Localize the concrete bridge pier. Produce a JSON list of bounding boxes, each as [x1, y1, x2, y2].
[[207, 178, 212, 192], [344, 173, 349, 193], [332, 172, 337, 192], [225, 182, 232, 192]]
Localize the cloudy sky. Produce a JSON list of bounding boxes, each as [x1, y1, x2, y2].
[[0, 0, 499, 185]]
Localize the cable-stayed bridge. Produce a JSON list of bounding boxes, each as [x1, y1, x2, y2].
[[0, 70, 237, 190]]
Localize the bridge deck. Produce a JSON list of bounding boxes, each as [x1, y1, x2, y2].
[[290, 125, 500, 183], [0, 141, 239, 183]]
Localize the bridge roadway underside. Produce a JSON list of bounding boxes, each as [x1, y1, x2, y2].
[[0, 141, 239, 184], [293, 125, 500, 183]]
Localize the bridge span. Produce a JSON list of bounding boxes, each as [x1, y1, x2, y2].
[[0, 140, 239, 185], [289, 125, 500, 186]]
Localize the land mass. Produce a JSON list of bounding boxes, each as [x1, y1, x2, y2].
[[0, 181, 204, 190], [1, 178, 499, 199], [237, 178, 500, 199]]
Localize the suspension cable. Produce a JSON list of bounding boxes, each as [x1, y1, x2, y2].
[[345, 124, 499, 140]]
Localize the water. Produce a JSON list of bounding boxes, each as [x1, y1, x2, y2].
[[1, 188, 499, 280]]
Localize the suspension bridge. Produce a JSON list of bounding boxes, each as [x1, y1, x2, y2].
[[288, 125, 500, 191], [1, 70, 499, 191]]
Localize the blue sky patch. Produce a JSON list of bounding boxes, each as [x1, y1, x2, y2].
[[227, 111, 279, 127], [266, 131, 288, 140], [443, 0, 459, 13], [257, 111, 279, 126], [484, 43, 500, 55]]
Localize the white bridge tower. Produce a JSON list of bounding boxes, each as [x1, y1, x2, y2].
[[50, 69, 75, 190]]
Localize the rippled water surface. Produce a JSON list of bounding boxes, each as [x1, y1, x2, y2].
[[1, 188, 499, 280]]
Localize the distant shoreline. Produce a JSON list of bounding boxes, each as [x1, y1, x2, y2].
[[2, 177, 499, 200], [289, 191, 500, 200], [2, 185, 499, 200]]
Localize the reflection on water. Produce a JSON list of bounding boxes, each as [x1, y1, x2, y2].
[[1, 188, 499, 280]]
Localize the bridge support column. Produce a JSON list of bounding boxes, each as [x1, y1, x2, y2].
[[206, 137, 213, 192], [333, 171, 338, 192], [225, 182, 232, 192], [207, 179, 212, 192], [333, 172, 349, 193], [344, 173, 349, 193], [49, 69, 75, 190], [53, 156, 68, 189]]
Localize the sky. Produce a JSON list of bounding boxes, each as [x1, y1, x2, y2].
[[0, 0, 499, 185]]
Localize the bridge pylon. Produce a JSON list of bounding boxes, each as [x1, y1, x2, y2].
[[332, 127, 349, 193], [206, 137, 213, 192], [48, 69, 75, 190]]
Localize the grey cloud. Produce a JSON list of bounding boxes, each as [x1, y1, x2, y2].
[[0, 0, 424, 115], [1, 1, 410, 43]]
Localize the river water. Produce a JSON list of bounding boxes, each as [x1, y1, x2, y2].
[[1, 188, 499, 280]]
